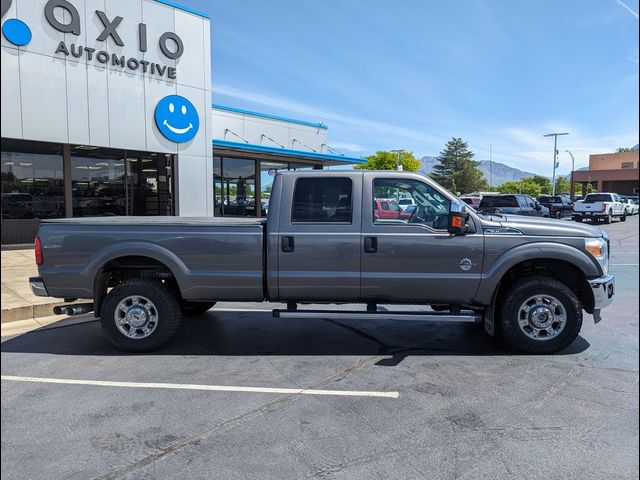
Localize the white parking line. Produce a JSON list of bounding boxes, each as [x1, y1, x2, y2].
[[610, 263, 639, 266], [0, 375, 399, 399]]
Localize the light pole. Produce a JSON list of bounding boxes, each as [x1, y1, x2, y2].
[[565, 150, 575, 198], [543, 132, 569, 195], [390, 149, 404, 171]]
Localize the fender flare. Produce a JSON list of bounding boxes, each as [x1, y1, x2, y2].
[[474, 241, 601, 305], [85, 241, 190, 294]]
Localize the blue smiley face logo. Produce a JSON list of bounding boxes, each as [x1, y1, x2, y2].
[[154, 95, 199, 143]]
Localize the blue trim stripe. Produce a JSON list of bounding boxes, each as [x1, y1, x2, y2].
[[154, 0, 210, 19], [213, 139, 367, 164], [213, 104, 328, 130]]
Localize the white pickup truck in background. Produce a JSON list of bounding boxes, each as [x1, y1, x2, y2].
[[572, 193, 627, 224]]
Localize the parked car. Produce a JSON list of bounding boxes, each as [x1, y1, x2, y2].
[[31, 171, 615, 354], [460, 196, 481, 209], [537, 195, 573, 219], [620, 197, 639, 216], [479, 194, 549, 217], [572, 193, 626, 224], [374, 199, 402, 220], [397, 197, 416, 210]]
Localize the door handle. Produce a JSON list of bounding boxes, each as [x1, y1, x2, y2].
[[281, 236, 294, 252], [364, 236, 377, 253]]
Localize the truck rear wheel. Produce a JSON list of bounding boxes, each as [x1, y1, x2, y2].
[[100, 279, 181, 352], [499, 276, 582, 354], [180, 301, 217, 316], [604, 210, 612, 224]]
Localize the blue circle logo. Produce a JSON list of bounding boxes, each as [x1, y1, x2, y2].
[[154, 95, 199, 143], [2, 17, 31, 46]]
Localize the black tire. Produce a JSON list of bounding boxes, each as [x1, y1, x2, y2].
[[499, 276, 582, 354], [620, 212, 627, 222], [574, 216, 582, 222], [604, 210, 612, 224], [100, 279, 181, 352], [180, 301, 216, 316]]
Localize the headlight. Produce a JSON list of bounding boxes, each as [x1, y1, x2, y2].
[[585, 237, 608, 274]]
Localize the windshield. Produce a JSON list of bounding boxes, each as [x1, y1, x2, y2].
[[584, 194, 612, 203]]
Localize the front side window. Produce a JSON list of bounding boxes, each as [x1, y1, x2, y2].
[[292, 177, 352, 223], [373, 178, 450, 230]]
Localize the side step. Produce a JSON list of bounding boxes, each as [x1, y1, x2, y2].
[[272, 308, 481, 323]]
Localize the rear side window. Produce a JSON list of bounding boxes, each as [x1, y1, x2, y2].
[[292, 177, 352, 223], [480, 195, 518, 208]]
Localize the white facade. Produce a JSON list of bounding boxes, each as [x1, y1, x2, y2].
[[1, 0, 212, 216], [212, 105, 329, 153]]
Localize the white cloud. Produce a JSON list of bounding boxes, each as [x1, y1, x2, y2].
[[213, 84, 444, 147]]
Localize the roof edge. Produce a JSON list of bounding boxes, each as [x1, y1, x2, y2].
[[212, 104, 328, 130], [212, 139, 366, 164]]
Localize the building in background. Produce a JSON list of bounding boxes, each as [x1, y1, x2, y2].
[[571, 149, 639, 197], [1, 0, 364, 244]]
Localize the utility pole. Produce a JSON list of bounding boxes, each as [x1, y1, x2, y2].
[[489, 144, 493, 189], [565, 150, 575, 199], [543, 132, 569, 195], [390, 149, 404, 171]]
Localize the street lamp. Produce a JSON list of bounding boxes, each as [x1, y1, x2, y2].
[[543, 132, 569, 195], [565, 150, 575, 198], [390, 149, 405, 171]]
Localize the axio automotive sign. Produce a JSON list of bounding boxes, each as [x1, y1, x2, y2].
[[2, 0, 183, 80]]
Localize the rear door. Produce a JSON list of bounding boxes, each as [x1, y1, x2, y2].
[[360, 174, 483, 304], [276, 173, 362, 301]]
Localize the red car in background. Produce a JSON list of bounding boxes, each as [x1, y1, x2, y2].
[[374, 199, 403, 219]]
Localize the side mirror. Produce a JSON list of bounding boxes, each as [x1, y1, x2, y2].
[[535, 203, 542, 211], [448, 200, 468, 235]]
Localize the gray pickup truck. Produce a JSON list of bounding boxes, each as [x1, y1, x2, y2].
[[30, 171, 615, 354]]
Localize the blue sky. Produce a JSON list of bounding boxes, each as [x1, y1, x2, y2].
[[186, 0, 638, 176]]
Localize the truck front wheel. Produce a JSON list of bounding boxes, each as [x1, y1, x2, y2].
[[100, 279, 181, 352], [499, 276, 582, 354]]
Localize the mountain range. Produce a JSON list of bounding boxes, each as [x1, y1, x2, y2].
[[419, 156, 541, 187]]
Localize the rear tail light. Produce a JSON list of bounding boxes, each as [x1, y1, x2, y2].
[[34, 235, 43, 266], [601, 204, 607, 212]]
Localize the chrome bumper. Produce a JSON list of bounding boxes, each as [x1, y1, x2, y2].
[[29, 277, 49, 297], [588, 274, 615, 322]]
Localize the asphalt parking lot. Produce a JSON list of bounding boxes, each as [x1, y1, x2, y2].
[[2, 216, 638, 480]]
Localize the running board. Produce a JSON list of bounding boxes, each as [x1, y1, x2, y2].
[[272, 309, 481, 323]]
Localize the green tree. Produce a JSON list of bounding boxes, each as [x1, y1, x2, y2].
[[431, 137, 488, 194], [498, 181, 522, 194], [616, 147, 634, 153], [354, 150, 421, 172], [530, 176, 552, 195], [554, 176, 570, 194], [519, 177, 542, 197]]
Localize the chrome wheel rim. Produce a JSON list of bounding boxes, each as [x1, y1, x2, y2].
[[517, 294, 567, 342], [114, 295, 158, 339]]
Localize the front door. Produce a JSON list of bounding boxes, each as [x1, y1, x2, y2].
[[361, 175, 483, 305], [277, 174, 362, 301]]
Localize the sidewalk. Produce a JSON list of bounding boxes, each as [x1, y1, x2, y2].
[[1, 248, 74, 324]]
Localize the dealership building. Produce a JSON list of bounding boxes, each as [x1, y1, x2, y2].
[[1, 0, 365, 244]]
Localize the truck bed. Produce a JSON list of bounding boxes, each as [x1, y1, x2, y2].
[[38, 216, 266, 302]]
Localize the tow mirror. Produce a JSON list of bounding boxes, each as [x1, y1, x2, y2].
[[448, 200, 468, 235]]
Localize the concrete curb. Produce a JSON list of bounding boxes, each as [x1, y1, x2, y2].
[[1, 300, 83, 324]]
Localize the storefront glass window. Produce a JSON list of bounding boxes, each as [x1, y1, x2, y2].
[[213, 156, 222, 216], [1, 140, 64, 244], [222, 157, 256, 216], [260, 161, 288, 216], [71, 153, 126, 217]]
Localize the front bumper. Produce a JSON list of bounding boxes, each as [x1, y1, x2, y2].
[[588, 274, 615, 312], [29, 277, 49, 297]]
